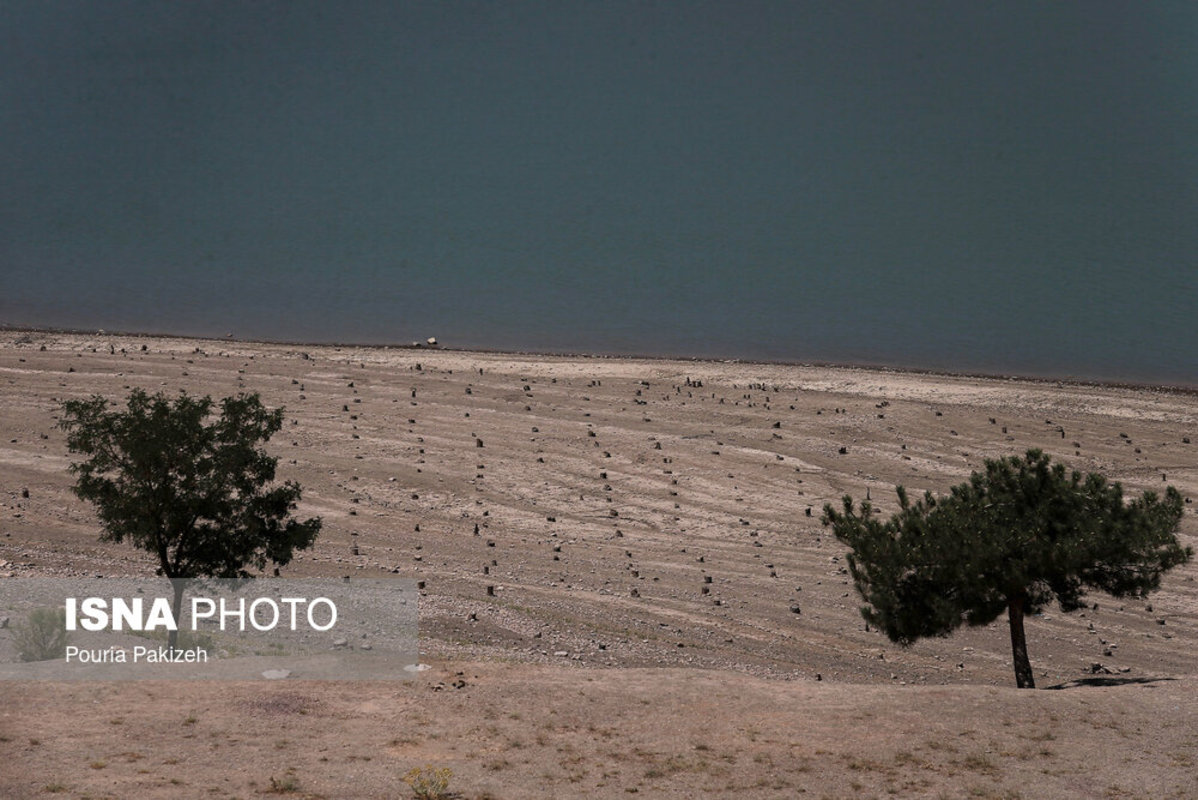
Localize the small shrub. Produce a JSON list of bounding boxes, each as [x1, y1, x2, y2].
[[13, 607, 69, 662], [960, 752, 997, 773], [403, 765, 453, 800], [267, 774, 301, 793]]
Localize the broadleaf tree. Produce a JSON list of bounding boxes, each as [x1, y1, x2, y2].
[[59, 389, 322, 647], [823, 449, 1191, 688]]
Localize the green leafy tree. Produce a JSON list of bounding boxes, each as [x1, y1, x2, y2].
[[59, 389, 322, 647], [823, 449, 1191, 688]]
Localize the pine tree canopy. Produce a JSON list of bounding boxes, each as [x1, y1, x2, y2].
[[822, 449, 1191, 688]]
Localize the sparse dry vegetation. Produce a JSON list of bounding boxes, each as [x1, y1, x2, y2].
[[0, 332, 1194, 798]]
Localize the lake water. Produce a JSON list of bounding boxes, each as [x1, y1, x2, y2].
[[2, 4, 1195, 386], [6, 254, 1195, 387]]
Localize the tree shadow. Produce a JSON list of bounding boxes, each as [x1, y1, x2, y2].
[[1044, 675, 1177, 690]]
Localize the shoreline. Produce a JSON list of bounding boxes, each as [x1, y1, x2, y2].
[[5, 322, 1195, 396]]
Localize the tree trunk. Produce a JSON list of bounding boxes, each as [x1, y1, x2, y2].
[[1007, 593, 1035, 689], [169, 579, 185, 652]]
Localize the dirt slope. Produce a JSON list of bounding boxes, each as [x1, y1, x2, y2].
[[1, 331, 1195, 798]]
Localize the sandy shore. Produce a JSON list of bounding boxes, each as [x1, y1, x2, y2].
[[1, 329, 1195, 798]]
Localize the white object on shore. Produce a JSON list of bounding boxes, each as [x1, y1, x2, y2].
[[261, 669, 291, 680], [403, 663, 432, 672]]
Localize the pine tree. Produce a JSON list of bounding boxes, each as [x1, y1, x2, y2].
[[823, 449, 1191, 688]]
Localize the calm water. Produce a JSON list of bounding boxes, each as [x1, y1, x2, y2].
[[8, 256, 1195, 386], [3, 4, 1196, 386]]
